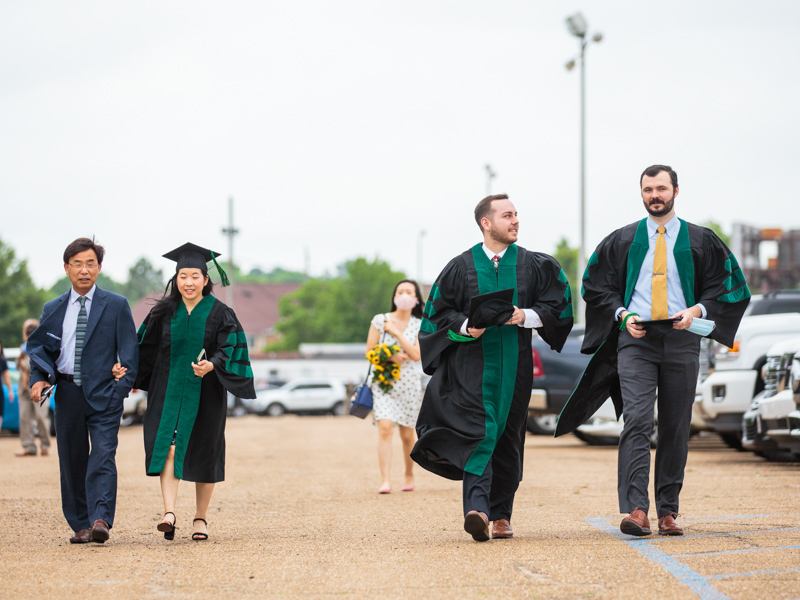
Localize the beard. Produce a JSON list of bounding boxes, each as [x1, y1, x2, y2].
[[643, 194, 675, 217], [489, 226, 517, 245]]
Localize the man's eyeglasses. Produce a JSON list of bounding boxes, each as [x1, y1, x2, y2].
[[68, 261, 99, 270]]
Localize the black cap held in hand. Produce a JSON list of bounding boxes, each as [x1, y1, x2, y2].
[[467, 288, 516, 329], [470, 299, 515, 329]]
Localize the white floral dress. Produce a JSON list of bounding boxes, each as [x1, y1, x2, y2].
[[370, 314, 423, 428]]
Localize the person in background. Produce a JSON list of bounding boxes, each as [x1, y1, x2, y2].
[[0, 339, 16, 431], [15, 319, 51, 457], [365, 280, 425, 494]]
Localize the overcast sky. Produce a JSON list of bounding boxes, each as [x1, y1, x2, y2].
[[2, 1, 798, 289]]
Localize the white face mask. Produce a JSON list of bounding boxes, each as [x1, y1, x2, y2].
[[394, 294, 418, 310]]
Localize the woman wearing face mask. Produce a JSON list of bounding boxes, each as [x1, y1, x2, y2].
[[116, 243, 255, 542], [365, 280, 424, 494]]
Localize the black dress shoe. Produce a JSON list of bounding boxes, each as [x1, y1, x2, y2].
[[90, 519, 110, 543], [464, 511, 490, 542], [70, 528, 91, 544]]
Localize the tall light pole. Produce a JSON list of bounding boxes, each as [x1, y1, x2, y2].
[[417, 230, 426, 283], [565, 13, 602, 324], [485, 164, 496, 196]]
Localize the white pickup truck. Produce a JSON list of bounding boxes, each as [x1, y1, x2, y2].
[[695, 313, 800, 448], [741, 337, 800, 459]]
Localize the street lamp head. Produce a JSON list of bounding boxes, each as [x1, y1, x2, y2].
[[565, 13, 587, 38], [592, 32, 603, 43], [565, 59, 576, 71]]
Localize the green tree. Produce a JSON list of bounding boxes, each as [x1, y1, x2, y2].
[[700, 220, 731, 247], [270, 258, 406, 350], [0, 238, 48, 347], [553, 237, 579, 290], [239, 266, 307, 283], [123, 257, 165, 304]]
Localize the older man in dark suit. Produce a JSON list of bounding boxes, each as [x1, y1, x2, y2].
[[28, 237, 138, 544]]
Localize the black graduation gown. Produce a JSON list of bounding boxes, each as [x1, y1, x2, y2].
[[555, 218, 751, 436], [411, 243, 573, 481], [135, 295, 256, 483]]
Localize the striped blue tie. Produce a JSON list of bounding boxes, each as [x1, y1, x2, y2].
[[74, 296, 87, 386]]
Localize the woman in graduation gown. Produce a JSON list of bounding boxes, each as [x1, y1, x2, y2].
[[125, 243, 256, 541]]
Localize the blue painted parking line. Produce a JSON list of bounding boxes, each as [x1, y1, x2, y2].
[[585, 517, 731, 600], [673, 545, 800, 558], [708, 567, 800, 580], [586, 516, 800, 599], [650, 526, 800, 541]]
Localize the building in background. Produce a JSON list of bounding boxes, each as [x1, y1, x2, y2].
[[731, 224, 800, 293], [131, 282, 301, 351]]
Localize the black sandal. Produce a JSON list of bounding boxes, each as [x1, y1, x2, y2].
[[192, 518, 208, 541], [157, 512, 176, 540]]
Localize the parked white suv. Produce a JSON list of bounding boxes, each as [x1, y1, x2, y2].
[[250, 378, 348, 417], [696, 312, 800, 448]]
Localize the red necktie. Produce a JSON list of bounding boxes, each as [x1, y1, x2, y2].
[[492, 255, 500, 272]]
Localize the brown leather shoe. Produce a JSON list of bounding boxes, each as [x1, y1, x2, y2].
[[70, 528, 91, 544], [492, 519, 513, 539], [464, 511, 490, 542], [14, 450, 36, 457], [620, 508, 652, 536], [40, 448, 49, 456], [658, 513, 684, 536], [90, 519, 110, 543]]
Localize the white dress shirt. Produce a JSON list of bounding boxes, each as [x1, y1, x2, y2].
[[460, 244, 543, 335], [615, 215, 705, 320], [56, 285, 96, 375]]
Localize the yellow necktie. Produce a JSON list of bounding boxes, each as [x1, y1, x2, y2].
[[651, 225, 668, 319]]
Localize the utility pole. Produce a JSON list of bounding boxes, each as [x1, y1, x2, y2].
[[221, 196, 239, 309], [485, 164, 496, 196]]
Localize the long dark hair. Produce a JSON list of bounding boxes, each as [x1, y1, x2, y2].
[[150, 273, 215, 321], [390, 279, 424, 319]]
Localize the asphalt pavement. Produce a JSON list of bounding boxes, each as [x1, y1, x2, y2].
[[0, 416, 798, 599]]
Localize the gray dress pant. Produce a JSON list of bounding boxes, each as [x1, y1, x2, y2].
[[617, 329, 700, 517]]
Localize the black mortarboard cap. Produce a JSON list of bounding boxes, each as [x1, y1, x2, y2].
[[162, 242, 230, 286], [467, 288, 515, 329], [637, 317, 681, 338]]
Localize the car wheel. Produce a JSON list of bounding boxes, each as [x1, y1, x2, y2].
[[753, 449, 797, 462], [231, 406, 248, 418], [120, 413, 136, 427], [526, 414, 558, 435], [265, 402, 286, 417], [573, 430, 619, 446], [330, 401, 345, 416], [719, 432, 744, 451]]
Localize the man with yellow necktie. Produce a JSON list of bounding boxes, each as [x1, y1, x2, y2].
[[556, 165, 750, 537]]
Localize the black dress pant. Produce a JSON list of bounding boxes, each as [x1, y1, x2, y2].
[[462, 408, 527, 521], [617, 329, 700, 517], [54, 380, 123, 532], [463, 461, 518, 522]]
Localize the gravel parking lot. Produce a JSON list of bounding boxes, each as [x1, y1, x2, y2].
[[1, 416, 799, 599]]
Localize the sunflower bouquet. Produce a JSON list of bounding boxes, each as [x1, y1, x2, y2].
[[366, 342, 402, 392]]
